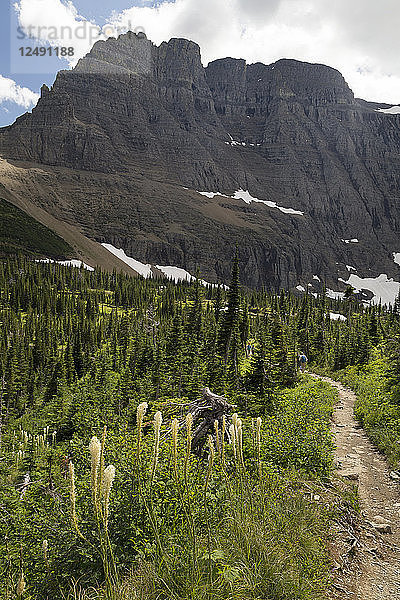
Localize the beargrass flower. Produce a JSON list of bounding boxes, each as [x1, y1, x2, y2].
[[102, 465, 116, 499], [137, 402, 148, 426], [16, 572, 26, 596], [186, 413, 193, 434], [102, 464, 116, 527], [89, 436, 101, 495], [229, 424, 237, 459], [42, 540, 48, 561], [136, 402, 148, 461], [150, 412, 162, 484]]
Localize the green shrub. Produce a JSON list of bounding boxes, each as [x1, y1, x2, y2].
[[335, 357, 400, 466], [0, 380, 333, 600], [261, 379, 336, 476]]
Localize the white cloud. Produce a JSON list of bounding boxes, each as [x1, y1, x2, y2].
[[108, 0, 400, 103], [0, 75, 39, 108], [14, 0, 104, 66], [11, 0, 400, 103]]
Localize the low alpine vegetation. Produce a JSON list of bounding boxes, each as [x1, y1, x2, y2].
[[0, 255, 385, 599]]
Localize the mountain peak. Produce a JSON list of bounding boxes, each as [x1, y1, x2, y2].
[[0, 36, 398, 291], [74, 31, 154, 76]]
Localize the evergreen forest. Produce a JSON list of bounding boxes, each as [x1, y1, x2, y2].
[[1, 255, 400, 600]]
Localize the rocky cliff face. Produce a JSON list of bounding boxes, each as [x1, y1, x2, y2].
[[1, 32, 400, 290]]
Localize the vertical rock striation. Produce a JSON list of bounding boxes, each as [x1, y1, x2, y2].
[[1, 33, 400, 288]]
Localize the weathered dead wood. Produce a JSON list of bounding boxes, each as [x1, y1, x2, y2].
[[171, 387, 235, 455], [15, 473, 32, 498]]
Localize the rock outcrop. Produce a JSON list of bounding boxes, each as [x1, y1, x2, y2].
[[1, 32, 400, 289]]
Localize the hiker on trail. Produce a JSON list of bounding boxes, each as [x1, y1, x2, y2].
[[298, 353, 308, 373]]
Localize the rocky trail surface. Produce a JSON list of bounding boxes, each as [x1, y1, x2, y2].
[[314, 375, 400, 599]]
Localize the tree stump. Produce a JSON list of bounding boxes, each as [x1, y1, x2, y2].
[[185, 387, 235, 455]]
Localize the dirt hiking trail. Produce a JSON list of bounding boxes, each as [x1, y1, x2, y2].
[[313, 375, 400, 599]]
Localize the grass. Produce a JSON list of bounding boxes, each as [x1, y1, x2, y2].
[[62, 382, 332, 600], [331, 352, 400, 467], [64, 472, 330, 600], [1, 379, 337, 600]]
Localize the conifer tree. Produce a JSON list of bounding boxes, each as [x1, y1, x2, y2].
[[218, 250, 241, 362]]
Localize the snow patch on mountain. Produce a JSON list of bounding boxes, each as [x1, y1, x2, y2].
[[102, 243, 221, 287], [329, 312, 347, 321], [155, 265, 212, 286], [155, 265, 193, 282], [37, 258, 94, 271], [393, 252, 400, 266], [233, 189, 304, 215], [224, 140, 259, 147], [327, 274, 400, 306], [326, 289, 346, 300], [296, 285, 306, 292], [376, 106, 400, 115], [341, 238, 359, 244], [197, 189, 304, 216], [346, 274, 400, 306], [102, 244, 153, 278], [197, 191, 217, 198], [225, 140, 247, 146]]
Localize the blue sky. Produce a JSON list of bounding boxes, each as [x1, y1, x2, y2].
[[1, 2, 56, 127], [0, 0, 153, 127], [1, 0, 400, 129]]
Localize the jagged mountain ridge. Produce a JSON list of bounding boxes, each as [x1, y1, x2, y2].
[[1, 32, 400, 290]]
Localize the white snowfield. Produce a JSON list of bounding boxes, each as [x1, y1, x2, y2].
[[155, 265, 211, 287], [326, 274, 400, 306], [329, 312, 347, 321], [296, 285, 306, 292], [313, 275, 321, 282], [376, 105, 400, 115], [224, 140, 260, 147], [341, 239, 359, 244], [101, 244, 153, 278], [197, 188, 304, 216], [197, 191, 218, 198], [37, 258, 94, 271], [102, 243, 222, 287], [326, 289, 346, 300], [346, 274, 400, 306], [346, 265, 356, 272], [393, 252, 400, 266]]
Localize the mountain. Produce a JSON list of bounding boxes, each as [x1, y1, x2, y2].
[[1, 32, 400, 293]]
